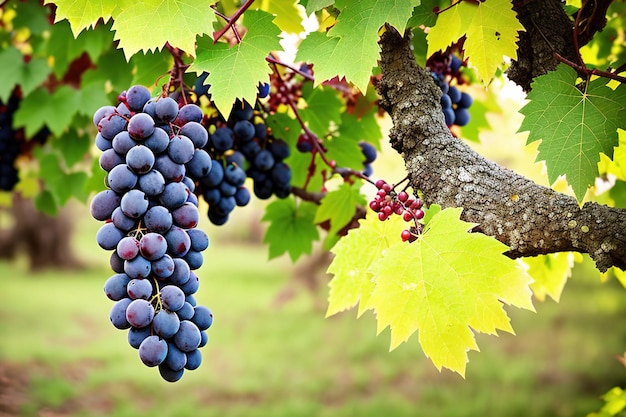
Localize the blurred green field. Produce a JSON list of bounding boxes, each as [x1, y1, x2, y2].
[[1, 202, 626, 417]]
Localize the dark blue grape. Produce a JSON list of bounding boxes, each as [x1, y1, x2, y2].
[[233, 120, 255, 141], [153, 310, 180, 338], [454, 107, 471, 127], [107, 164, 138, 193], [138, 335, 167, 367], [110, 298, 132, 329], [155, 97, 179, 122], [257, 82, 270, 98], [180, 122, 208, 148], [175, 104, 203, 126], [124, 255, 152, 279], [96, 222, 126, 250], [144, 127, 170, 154], [448, 86, 461, 104], [168, 135, 195, 164], [186, 149, 212, 179], [458, 92, 473, 109], [127, 145, 155, 174], [128, 326, 151, 349], [126, 85, 152, 111], [229, 99, 253, 121], [121, 189, 149, 218], [90, 189, 121, 221], [185, 349, 202, 370], [144, 205, 173, 234], [211, 127, 234, 152], [253, 150, 275, 171], [138, 169, 166, 197], [359, 142, 377, 164], [174, 320, 201, 352], [104, 273, 131, 301]]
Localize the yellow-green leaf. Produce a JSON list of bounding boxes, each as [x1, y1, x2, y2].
[[112, 0, 216, 59], [327, 214, 406, 317], [45, 0, 117, 36], [366, 207, 534, 377], [524, 253, 575, 302], [427, 0, 523, 83], [258, 0, 305, 34]]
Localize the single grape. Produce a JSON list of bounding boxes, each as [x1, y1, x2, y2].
[[152, 254, 175, 279], [153, 310, 181, 338], [180, 122, 208, 148], [138, 335, 168, 367], [174, 320, 201, 352], [168, 135, 195, 164], [127, 278, 154, 300], [128, 325, 151, 349], [127, 113, 155, 140], [103, 273, 131, 301], [155, 97, 179, 122], [139, 232, 168, 261], [126, 85, 152, 111], [120, 189, 149, 218], [90, 189, 121, 221], [160, 285, 186, 312], [124, 255, 152, 279], [127, 145, 155, 174]]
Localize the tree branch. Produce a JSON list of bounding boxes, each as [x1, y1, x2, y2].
[[375, 27, 626, 272]]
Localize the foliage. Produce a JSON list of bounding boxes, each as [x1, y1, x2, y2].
[[1, 0, 625, 386]]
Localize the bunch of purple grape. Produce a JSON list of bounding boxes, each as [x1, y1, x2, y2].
[[428, 54, 473, 128], [196, 98, 292, 225], [0, 90, 49, 191], [90, 85, 213, 382]]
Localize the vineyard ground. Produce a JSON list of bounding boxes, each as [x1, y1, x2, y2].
[[0, 206, 625, 417]]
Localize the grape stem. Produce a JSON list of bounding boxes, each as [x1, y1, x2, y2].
[[554, 53, 626, 84], [163, 42, 191, 104], [267, 60, 376, 189], [211, 0, 256, 44], [266, 55, 315, 82]]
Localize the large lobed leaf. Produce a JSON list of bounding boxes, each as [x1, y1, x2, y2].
[[327, 207, 535, 376], [190, 10, 282, 116], [297, 0, 420, 92], [426, 0, 523, 84], [519, 64, 626, 201], [47, 0, 216, 59]]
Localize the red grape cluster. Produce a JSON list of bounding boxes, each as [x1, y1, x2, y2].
[[369, 180, 424, 242]]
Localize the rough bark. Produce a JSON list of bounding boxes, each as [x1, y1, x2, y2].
[[375, 27, 626, 272]]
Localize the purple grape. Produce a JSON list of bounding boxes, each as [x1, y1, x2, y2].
[[107, 164, 138, 193], [170, 258, 190, 286], [116, 236, 140, 260], [191, 306, 213, 330], [103, 273, 131, 301], [124, 255, 152, 279], [168, 135, 195, 164], [112, 131, 136, 154], [138, 335, 167, 367], [90, 189, 121, 221], [187, 229, 209, 252], [185, 349, 202, 370], [126, 298, 155, 328], [164, 341, 187, 371], [174, 320, 201, 352], [153, 310, 180, 338], [111, 206, 136, 232], [126, 85, 152, 111], [180, 271, 199, 295], [186, 149, 212, 179], [160, 285, 186, 312], [110, 298, 132, 329], [234, 186, 251, 206], [127, 145, 155, 174], [128, 113, 155, 140], [120, 189, 149, 218], [144, 127, 170, 154], [96, 222, 125, 250], [155, 97, 179, 122], [99, 113, 127, 139], [180, 122, 208, 148], [154, 154, 185, 183], [172, 202, 199, 229], [458, 92, 473, 109], [93, 105, 116, 127], [454, 107, 471, 127], [138, 169, 166, 197], [128, 326, 151, 349], [99, 148, 124, 172], [95, 132, 113, 151], [210, 127, 234, 152], [174, 104, 203, 125], [127, 278, 154, 300], [159, 363, 184, 382], [183, 250, 203, 270], [152, 254, 175, 279], [233, 120, 255, 141], [144, 205, 173, 234], [139, 232, 168, 261], [176, 301, 195, 320], [253, 150, 275, 171]]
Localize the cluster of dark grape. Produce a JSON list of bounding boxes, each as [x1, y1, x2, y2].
[[369, 179, 424, 242], [427, 54, 473, 128], [196, 98, 292, 225], [90, 85, 214, 382], [0, 91, 49, 191]]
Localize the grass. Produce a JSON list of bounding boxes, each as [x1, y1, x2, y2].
[[1, 208, 626, 416]]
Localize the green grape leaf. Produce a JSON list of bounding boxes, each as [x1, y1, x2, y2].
[[518, 64, 626, 201], [259, 0, 305, 34], [327, 214, 406, 317], [365, 207, 534, 377], [34, 189, 58, 216], [324, 132, 364, 171], [300, 84, 344, 134], [0, 47, 50, 102], [51, 128, 92, 168], [190, 10, 282, 116], [14, 87, 79, 137], [523, 253, 574, 302], [296, 0, 420, 92], [314, 182, 366, 237], [337, 108, 382, 150], [262, 197, 320, 262], [111, 0, 215, 59], [267, 112, 302, 147], [45, 0, 117, 36], [13, 0, 53, 36], [305, 0, 334, 15], [129, 50, 174, 88], [37, 151, 88, 206], [427, 0, 523, 83]]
